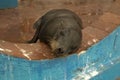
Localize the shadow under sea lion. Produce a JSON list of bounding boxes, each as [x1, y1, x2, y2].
[[28, 9, 83, 56]]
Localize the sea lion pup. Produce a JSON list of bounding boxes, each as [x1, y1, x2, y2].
[[28, 9, 82, 56]]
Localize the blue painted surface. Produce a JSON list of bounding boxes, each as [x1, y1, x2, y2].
[[0, 0, 18, 9], [0, 26, 120, 80], [91, 62, 120, 80]]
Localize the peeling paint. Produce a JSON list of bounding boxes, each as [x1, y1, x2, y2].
[[5, 49, 12, 52], [15, 44, 27, 54], [14, 44, 23, 50], [109, 53, 112, 58], [92, 38, 99, 43], [0, 48, 12, 52], [43, 54, 47, 57], [110, 60, 114, 65], [20, 49, 27, 53], [2, 40, 5, 43], [0, 48, 4, 51], [30, 44, 33, 46], [23, 53, 31, 60], [88, 41, 93, 45], [78, 50, 86, 55], [14, 44, 32, 60], [72, 68, 99, 80], [100, 64, 104, 67]]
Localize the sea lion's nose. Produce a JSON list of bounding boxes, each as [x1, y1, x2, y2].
[[54, 48, 64, 54]]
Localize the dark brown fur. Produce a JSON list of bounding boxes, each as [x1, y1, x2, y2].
[[28, 9, 82, 55]]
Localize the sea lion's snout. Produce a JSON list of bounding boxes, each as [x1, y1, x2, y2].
[[50, 39, 68, 55]]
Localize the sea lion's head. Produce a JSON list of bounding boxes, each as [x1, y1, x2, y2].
[[49, 29, 82, 56]]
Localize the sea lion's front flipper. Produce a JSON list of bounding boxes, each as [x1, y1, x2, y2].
[[27, 18, 42, 43]]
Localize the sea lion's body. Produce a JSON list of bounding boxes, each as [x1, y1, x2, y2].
[[28, 9, 82, 55]]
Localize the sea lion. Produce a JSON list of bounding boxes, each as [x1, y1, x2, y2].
[[28, 9, 82, 56]]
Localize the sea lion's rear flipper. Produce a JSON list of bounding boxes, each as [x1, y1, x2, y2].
[[27, 31, 39, 43], [27, 18, 42, 43]]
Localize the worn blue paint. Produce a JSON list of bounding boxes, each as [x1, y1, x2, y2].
[[91, 62, 120, 80], [0, 26, 120, 80], [0, 0, 18, 9]]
